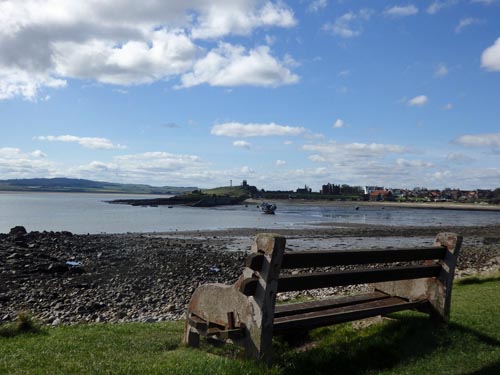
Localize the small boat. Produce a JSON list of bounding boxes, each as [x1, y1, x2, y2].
[[260, 202, 277, 214]]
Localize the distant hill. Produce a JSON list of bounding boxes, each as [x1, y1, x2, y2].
[[0, 178, 197, 195]]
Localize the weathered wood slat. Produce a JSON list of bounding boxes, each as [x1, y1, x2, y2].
[[281, 247, 446, 269], [188, 314, 225, 330], [274, 291, 390, 318], [189, 315, 245, 340], [273, 297, 427, 333], [277, 265, 442, 292]]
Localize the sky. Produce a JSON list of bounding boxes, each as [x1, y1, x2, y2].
[[1, 0, 500, 191]]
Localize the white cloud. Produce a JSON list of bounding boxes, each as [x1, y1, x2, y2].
[[455, 18, 482, 33], [307, 0, 328, 13], [407, 95, 428, 106], [481, 38, 500, 71], [323, 9, 373, 38], [427, 1, 458, 14], [179, 43, 298, 88], [240, 165, 255, 175], [333, 118, 344, 128], [36, 135, 126, 150], [396, 159, 434, 168], [190, 1, 296, 39], [31, 150, 47, 158], [211, 122, 306, 137], [434, 63, 448, 77], [383, 5, 419, 17], [300, 141, 447, 188], [0, 0, 298, 100], [0, 147, 57, 178], [445, 153, 475, 163], [53, 30, 199, 85], [443, 103, 453, 110], [276, 159, 286, 166], [454, 132, 500, 147], [74, 151, 211, 185], [233, 140, 252, 149], [304, 142, 407, 158], [0, 67, 66, 101]]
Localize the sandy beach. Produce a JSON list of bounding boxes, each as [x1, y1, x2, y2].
[[1, 223, 500, 325]]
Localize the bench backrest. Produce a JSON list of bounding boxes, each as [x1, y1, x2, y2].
[[240, 232, 462, 321]]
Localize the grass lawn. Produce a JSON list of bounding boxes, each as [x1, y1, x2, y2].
[[1, 273, 500, 375]]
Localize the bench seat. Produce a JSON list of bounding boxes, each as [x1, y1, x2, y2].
[[183, 232, 462, 363], [274, 291, 427, 333]]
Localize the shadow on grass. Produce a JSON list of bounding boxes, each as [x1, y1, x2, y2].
[[456, 276, 500, 286], [274, 316, 500, 375], [0, 312, 44, 338]]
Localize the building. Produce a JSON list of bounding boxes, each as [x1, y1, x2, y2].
[[369, 190, 394, 202]]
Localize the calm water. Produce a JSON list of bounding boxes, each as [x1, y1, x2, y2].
[[1, 192, 500, 234]]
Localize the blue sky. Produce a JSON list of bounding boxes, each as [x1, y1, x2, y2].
[[1, 0, 500, 190]]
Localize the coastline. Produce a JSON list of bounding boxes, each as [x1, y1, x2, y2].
[[1, 223, 499, 325], [247, 198, 500, 212]]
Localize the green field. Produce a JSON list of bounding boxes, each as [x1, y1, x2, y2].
[[1, 273, 500, 375]]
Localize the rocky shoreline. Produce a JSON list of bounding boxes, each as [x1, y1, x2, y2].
[[1, 224, 499, 325]]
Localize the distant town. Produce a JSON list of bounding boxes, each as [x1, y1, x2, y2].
[[257, 181, 500, 204]]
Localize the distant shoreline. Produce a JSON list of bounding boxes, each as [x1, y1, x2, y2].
[[247, 198, 500, 212]]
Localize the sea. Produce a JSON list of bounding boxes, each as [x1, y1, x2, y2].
[[1, 192, 500, 234]]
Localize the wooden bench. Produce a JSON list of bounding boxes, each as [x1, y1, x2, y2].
[[183, 232, 462, 362]]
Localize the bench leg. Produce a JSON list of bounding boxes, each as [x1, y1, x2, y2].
[[183, 322, 200, 348]]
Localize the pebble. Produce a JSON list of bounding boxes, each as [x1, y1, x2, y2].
[[1, 225, 499, 325]]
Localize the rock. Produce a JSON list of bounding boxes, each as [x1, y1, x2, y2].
[[47, 263, 68, 274], [9, 226, 27, 237], [52, 318, 62, 326]]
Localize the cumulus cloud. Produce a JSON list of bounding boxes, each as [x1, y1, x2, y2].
[[179, 44, 298, 88], [53, 30, 199, 85], [190, 1, 296, 39], [454, 132, 500, 147], [211, 122, 306, 137], [0, 68, 66, 101], [233, 140, 252, 149], [36, 135, 126, 150], [333, 118, 345, 128], [0, 0, 298, 99], [307, 0, 328, 13], [383, 5, 418, 17], [323, 9, 373, 38], [0, 147, 56, 178], [407, 95, 428, 107], [481, 38, 500, 71], [73, 151, 212, 185], [455, 18, 482, 33], [276, 159, 286, 166]]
